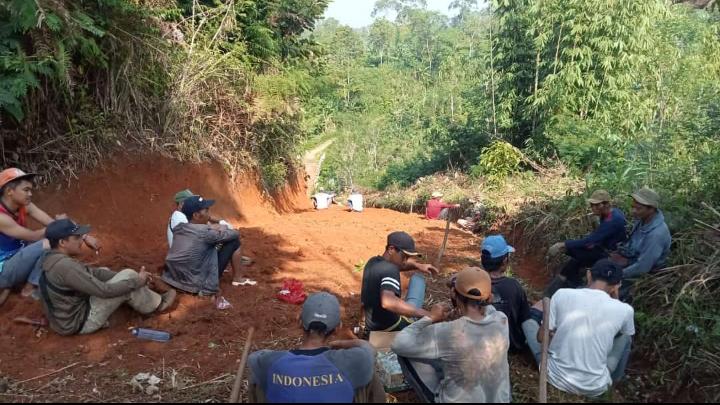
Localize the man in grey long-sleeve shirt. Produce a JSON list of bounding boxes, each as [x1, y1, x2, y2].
[[163, 196, 244, 295], [39, 219, 176, 336], [392, 268, 511, 403], [611, 187, 671, 300]]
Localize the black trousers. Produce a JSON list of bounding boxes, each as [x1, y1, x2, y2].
[[217, 237, 241, 278], [560, 245, 608, 285], [545, 246, 607, 297]]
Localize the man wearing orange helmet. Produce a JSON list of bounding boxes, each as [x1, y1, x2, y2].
[[0, 168, 100, 305]]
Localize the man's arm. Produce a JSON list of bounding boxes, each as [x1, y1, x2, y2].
[[0, 214, 44, 242], [381, 290, 430, 319], [400, 257, 438, 276], [390, 317, 439, 360], [26, 203, 56, 226], [622, 240, 665, 279], [200, 227, 240, 245], [60, 262, 144, 299], [329, 338, 375, 353], [565, 220, 621, 250]]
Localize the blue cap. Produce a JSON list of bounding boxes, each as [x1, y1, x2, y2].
[[46, 219, 91, 240], [181, 195, 215, 218], [481, 235, 515, 259]]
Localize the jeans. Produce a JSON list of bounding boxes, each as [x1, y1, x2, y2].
[[0, 240, 46, 289], [216, 237, 241, 278], [438, 208, 450, 221], [397, 356, 441, 403], [405, 274, 426, 309]]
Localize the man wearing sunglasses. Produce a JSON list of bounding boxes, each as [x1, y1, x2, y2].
[[545, 190, 627, 297]]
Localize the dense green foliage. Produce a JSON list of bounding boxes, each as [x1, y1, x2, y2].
[[0, 0, 328, 186], [307, 2, 720, 397]]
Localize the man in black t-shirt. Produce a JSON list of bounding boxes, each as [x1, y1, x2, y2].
[[361, 232, 438, 332], [480, 235, 532, 353], [451, 235, 532, 353]]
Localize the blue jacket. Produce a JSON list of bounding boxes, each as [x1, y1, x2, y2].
[[620, 210, 672, 278], [565, 208, 627, 252]]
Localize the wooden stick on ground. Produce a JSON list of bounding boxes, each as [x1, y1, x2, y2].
[[539, 297, 551, 403], [229, 327, 255, 403], [435, 212, 453, 269], [13, 362, 82, 386]]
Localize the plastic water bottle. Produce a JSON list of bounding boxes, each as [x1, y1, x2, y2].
[[132, 328, 171, 342]]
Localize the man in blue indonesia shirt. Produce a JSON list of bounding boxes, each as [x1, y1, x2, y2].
[[248, 292, 385, 403]]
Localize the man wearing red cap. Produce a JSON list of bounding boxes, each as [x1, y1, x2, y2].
[[0, 168, 99, 305]]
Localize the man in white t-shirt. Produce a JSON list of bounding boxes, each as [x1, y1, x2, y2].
[[525, 259, 635, 398], [312, 191, 335, 210], [347, 191, 364, 213], [167, 189, 236, 248]]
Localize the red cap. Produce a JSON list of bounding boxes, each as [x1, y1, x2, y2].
[[0, 168, 37, 189]]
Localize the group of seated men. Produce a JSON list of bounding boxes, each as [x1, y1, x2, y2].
[[0, 167, 253, 334], [246, 187, 670, 403], [312, 189, 364, 212], [545, 187, 671, 301], [0, 166, 670, 401]]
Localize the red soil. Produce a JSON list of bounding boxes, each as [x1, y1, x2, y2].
[[0, 154, 545, 400]]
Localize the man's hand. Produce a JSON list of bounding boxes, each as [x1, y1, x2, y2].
[[429, 303, 451, 323], [138, 267, 152, 286], [83, 235, 102, 252], [414, 263, 439, 276], [55, 214, 68, 220], [548, 242, 566, 257], [329, 339, 366, 350]]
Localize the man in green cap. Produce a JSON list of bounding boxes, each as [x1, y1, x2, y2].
[[611, 187, 671, 300], [545, 190, 627, 297], [167, 189, 238, 248], [167, 189, 197, 247]]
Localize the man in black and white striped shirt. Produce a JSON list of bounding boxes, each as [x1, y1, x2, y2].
[[360, 232, 438, 332]]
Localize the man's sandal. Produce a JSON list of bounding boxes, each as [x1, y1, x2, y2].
[[232, 278, 258, 287]]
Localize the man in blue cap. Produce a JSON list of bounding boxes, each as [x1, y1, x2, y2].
[[163, 196, 248, 297], [248, 292, 385, 403], [480, 235, 532, 353]]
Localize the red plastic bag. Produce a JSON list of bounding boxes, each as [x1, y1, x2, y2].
[[277, 279, 306, 305]]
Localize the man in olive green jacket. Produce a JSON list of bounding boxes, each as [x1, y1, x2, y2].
[[39, 219, 175, 336]]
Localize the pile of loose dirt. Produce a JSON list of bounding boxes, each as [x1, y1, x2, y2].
[[0, 154, 547, 402]]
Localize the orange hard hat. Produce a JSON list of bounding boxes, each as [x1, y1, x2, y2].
[[0, 168, 37, 190]]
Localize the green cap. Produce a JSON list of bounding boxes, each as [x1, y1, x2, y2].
[[587, 190, 612, 204], [174, 189, 196, 203], [631, 187, 660, 209]]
